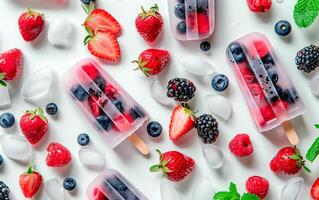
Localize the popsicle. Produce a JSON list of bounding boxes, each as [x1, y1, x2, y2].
[[61, 58, 149, 155], [226, 33, 305, 145], [87, 169, 149, 200], [167, 0, 215, 41]]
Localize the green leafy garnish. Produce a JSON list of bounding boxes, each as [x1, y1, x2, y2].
[[306, 137, 319, 162], [315, 124, 319, 129], [293, 0, 319, 28], [0, 73, 7, 87], [213, 182, 260, 200]]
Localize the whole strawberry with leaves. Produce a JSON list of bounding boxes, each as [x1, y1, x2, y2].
[[150, 149, 195, 182], [0, 48, 23, 86], [20, 108, 48, 145], [19, 166, 43, 198], [135, 4, 163, 43], [132, 49, 170, 77], [18, 9, 45, 41], [270, 146, 310, 175]]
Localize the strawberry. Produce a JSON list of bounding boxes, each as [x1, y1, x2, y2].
[[82, 63, 99, 80], [132, 49, 170, 77], [83, 3, 121, 36], [46, 142, 72, 167], [84, 28, 121, 61], [18, 9, 45, 42], [135, 4, 163, 43], [150, 149, 195, 182], [19, 166, 43, 198], [88, 93, 108, 117], [251, 39, 269, 58], [0, 48, 23, 84], [113, 114, 133, 132], [270, 146, 310, 175], [104, 84, 117, 99], [93, 187, 108, 200], [311, 178, 319, 200], [169, 104, 196, 142], [187, 12, 210, 35], [19, 108, 48, 145]]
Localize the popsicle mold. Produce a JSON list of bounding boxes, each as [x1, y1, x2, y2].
[[226, 33, 305, 132], [87, 169, 149, 200]]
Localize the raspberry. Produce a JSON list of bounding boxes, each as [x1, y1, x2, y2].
[[245, 176, 269, 199], [82, 63, 99, 80], [46, 143, 72, 167], [246, 0, 272, 12], [229, 134, 253, 157], [259, 104, 276, 122], [104, 84, 118, 99], [247, 39, 269, 58], [93, 188, 108, 200]]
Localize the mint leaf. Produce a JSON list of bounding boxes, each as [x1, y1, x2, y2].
[[315, 124, 319, 129], [294, 0, 319, 28], [306, 137, 319, 162], [229, 182, 238, 194], [241, 193, 260, 200], [213, 192, 240, 200]]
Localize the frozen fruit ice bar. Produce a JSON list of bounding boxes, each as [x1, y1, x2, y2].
[[226, 33, 305, 132], [61, 58, 149, 149], [87, 169, 149, 200], [167, 0, 215, 41]]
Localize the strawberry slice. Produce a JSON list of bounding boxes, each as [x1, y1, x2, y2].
[[84, 28, 121, 61], [84, 3, 121, 36], [169, 104, 196, 142], [311, 179, 319, 199], [88, 94, 108, 117]]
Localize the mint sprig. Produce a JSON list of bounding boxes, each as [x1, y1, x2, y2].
[[213, 182, 260, 200], [306, 137, 319, 162], [294, 0, 319, 28]]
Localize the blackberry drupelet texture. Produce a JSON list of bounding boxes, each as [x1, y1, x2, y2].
[[195, 114, 219, 144], [295, 44, 319, 73], [167, 78, 196, 102]]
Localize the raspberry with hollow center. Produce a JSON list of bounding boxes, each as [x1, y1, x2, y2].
[[245, 176, 269, 199], [229, 133, 253, 157]]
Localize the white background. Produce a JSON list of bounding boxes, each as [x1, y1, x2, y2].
[[0, 0, 319, 199]]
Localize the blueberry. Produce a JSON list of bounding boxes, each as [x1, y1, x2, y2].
[[106, 176, 139, 199], [211, 74, 229, 92], [111, 99, 124, 113], [46, 103, 58, 115], [147, 121, 162, 137], [178, 0, 185, 2], [0, 113, 15, 128], [175, 3, 185, 19], [286, 89, 298, 104], [228, 42, 246, 63], [196, 0, 208, 11], [77, 133, 90, 146], [63, 177, 76, 191], [81, 0, 95, 5], [71, 84, 89, 101], [129, 106, 145, 120], [266, 68, 279, 84], [200, 41, 211, 51], [275, 20, 291, 36], [0, 154, 3, 166], [94, 76, 107, 91], [96, 115, 112, 131], [262, 54, 275, 69], [177, 21, 187, 34]]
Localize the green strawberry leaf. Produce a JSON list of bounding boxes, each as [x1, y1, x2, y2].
[[293, 0, 319, 28], [315, 124, 319, 129], [0, 80, 7, 87], [303, 165, 312, 173], [241, 193, 260, 200], [306, 137, 319, 162], [289, 154, 301, 160]]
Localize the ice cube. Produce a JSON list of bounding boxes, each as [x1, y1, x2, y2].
[[202, 144, 224, 169], [281, 177, 303, 200], [1, 135, 33, 162], [21, 67, 54, 104], [150, 79, 175, 107], [191, 178, 215, 200], [48, 16, 74, 47], [310, 75, 319, 98], [78, 148, 105, 170], [45, 178, 65, 200], [0, 86, 11, 109], [160, 181, 179, 200], [204, 94, 233, 120], [180, 56, 216, 76]]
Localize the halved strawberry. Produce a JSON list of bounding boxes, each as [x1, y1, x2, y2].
[[104, 84, 118, 99], [88, 94, 108, 117], [169, 104, 196, 142], [84, 27, 121, 61], [113, 114, 133, 132], [311, 178, 319, 199], [83, 3, 121, 36]]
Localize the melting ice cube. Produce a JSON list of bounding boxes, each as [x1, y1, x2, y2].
[[78, 148, 105, 170], [0, 86, 11, 109], [45, 178, 65, 200], [1, 135, 33, 162], [160, 181, 179, 200], [204, 94, 233, 120], [281, 177, 303, 200], [310, 76, 319, 98], [150, 79, 175, 107], [202, 144, 224, 169], [191, 178, 215, 200], [180, 56, 216, 76], [48, 16, 74, 47]]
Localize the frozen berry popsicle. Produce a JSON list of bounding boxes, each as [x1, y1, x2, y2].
[[226, 33, 305, 145], [167, 0, 215, 41], [87, 169, 149, 200], [61, 58, 149, 154]]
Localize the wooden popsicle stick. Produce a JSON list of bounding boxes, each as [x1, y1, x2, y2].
[[128, 134, 150, 155], [282, 121, 299, 146]]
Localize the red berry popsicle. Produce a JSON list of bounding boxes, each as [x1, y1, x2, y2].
[[226, 33, 305, 145]]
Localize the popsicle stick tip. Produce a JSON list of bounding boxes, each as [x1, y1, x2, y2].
[[282, 121, 300, 146], [128, 134, 150, 155]]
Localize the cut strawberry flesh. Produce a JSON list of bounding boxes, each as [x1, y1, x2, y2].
[[93, 187, 109, 200]]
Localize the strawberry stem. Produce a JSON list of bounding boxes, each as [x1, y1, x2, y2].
[[27, 165, 33, 174]]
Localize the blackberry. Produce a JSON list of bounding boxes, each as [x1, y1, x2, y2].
[[0, 181, 10, 200], [195, 114, 219, 144], [167, 78, 196, 102], [295, 44, 319, 73]]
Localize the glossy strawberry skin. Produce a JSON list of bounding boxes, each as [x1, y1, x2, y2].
[[160, 151, 195, 182], [18, 9, 44, 41], [0, 48, 23, 80], [270, 147, 302, 175], [20, 112, 48, 145], [19, 167, 43, 198], [82, 63, 99, 81], [46, 143, 72, 167], [311, 178, 319, 200]]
